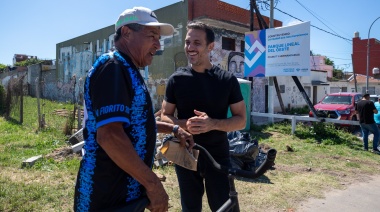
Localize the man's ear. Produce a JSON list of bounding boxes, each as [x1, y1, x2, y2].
[[208, 42, 214, 52], [121, 26, 131, 39]]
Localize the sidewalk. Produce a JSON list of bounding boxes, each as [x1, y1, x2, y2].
[[296, 175, 380, 212]]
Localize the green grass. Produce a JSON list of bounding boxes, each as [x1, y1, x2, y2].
[[1, 96, 78, 212], [1, 96, 380, 211]]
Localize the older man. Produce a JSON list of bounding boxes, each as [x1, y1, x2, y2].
[[74, 7, 193, 212]]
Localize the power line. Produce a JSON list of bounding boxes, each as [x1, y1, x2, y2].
[[325, 56, 352, 60], [267, 3, 352, 42], [293, 0, 352, 45]]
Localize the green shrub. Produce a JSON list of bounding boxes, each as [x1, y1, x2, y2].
[[286, 105, 310, 115], [294, 122, 358, 145]]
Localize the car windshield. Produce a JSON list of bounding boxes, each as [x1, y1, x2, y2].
[[370, 97, 378, 102], [321, 95, 352, 105]]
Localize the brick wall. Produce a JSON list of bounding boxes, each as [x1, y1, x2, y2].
[[353, 37, 380, 77], [188, 0, 282, 29]]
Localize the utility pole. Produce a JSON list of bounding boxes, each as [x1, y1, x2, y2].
[[270, 0, 274, 28], [250, 0, 254, 31], [269, 0, 286, 115]]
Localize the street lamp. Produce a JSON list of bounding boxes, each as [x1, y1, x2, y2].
[[366, 17, 380, 93]]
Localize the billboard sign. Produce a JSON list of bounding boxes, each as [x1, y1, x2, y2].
[[244, 22, 311, 77]]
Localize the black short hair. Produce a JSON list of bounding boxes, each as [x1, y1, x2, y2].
[[114, 23, 144, 42], [186, 21, 215, 45]]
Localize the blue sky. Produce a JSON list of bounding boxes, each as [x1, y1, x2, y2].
[[1, 0, 379, 73]]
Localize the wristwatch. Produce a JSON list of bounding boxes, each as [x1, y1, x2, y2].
[[172, 125, 179, 134]]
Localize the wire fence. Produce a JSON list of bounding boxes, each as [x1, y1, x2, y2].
[[1, 64, 83, 135]]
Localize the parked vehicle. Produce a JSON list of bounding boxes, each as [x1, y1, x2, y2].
[[309, 92, 362, 123], [370, 95, 379, 102]]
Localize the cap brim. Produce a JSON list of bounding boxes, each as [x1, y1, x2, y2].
[[142, 22, 174, 36]]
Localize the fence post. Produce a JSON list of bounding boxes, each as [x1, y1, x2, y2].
[[19, 76, 24, 124], [291, 116, 296, 135], [35, 77, 42, 129]]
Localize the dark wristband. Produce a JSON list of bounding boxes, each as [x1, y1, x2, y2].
[[172, 125, 179, 134]]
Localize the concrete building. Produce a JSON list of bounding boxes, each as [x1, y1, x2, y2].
[[56, 0, 282, 111], [272, 57, 331, 112], [352, 31, 380, 93], [310, 55, 333, 78], [329, 74, 380, 95]]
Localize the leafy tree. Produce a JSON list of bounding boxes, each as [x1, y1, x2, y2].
[[324, 57, 344, 80], [333, 69, 344, 79], [0, 63, 7, 73], [324, 57, 334, 66], [15, 58, 42, 67]]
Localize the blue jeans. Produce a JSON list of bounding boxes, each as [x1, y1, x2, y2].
[[360, 123, 380, 150], [175, 155, 233, 212]]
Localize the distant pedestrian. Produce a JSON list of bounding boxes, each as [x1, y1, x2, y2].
[[355, 93, 380, 154]]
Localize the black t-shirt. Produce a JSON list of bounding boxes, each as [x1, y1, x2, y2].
[[356, 99, 376, 124], [74, 51, 156, 211], [165, 65, 243, 157]]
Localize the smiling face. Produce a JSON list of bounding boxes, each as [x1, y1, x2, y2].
[[184, 28, 214, 71], [121, 25, 161, 67]]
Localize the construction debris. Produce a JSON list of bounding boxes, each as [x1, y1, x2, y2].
[[22, 155, 42, 168], [72, 141, 85, 154]]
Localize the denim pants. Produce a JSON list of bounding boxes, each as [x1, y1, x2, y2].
[[360, 123, 380, 150], [175, 155, 232, 212]]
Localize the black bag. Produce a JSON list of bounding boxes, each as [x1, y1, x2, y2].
[[228, 131, 267, 172]]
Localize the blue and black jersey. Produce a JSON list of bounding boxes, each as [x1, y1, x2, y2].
[[74, 51, 156, 211]]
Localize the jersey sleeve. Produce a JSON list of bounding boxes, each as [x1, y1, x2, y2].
[[90, 62, 132, 129], [228, 76, 244, 105]]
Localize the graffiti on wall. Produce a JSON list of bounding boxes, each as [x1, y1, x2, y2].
[[212, 30, 267, 113]]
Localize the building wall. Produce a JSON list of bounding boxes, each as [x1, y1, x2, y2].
[[56, 25, 115, 82], [188, 0, 282, 29], [273, 71, 329, 112], [352, 35, 380, 77], [52, 1, 288, 118], [144, 2, 189, 110], [310, 56, 333, 78], [330, 74, 380, 95]]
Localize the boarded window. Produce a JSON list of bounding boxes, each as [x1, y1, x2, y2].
[[330, 87, 340, 93], [222, 37, 235, 51]]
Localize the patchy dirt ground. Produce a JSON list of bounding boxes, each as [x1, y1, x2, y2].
[[42, 129, 380, 211], [45, 146, 81, 161]]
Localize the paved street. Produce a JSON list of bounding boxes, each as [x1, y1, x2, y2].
[[297, 175, 380, 212]]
